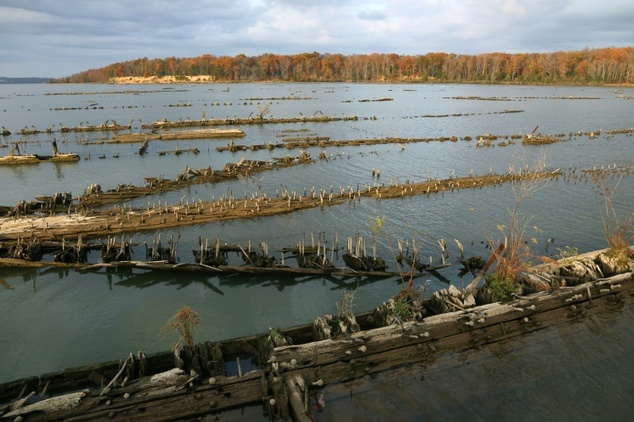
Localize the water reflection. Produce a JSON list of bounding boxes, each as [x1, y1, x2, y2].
[[16, 269, 40, 292], [317, 300, 634, 421], [0, 278, 13, 290], [91, 267, 410, 293], [53, 162, 65, 180], [6, 164, 31, 182], [110, 268, 225, 295], [38, 266, 72, 279]]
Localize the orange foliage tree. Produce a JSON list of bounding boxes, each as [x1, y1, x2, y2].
[[57, 47, 634, 85]]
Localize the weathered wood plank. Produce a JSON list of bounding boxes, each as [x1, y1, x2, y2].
[[271, 274, 632, 370]]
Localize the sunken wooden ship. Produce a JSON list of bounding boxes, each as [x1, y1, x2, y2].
[[0, 247, 632, 421]]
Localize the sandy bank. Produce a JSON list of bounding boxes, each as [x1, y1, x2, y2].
[[110, 75, 217, 84]]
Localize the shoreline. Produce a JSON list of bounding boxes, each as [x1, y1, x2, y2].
[[91, 75, 634, 88]]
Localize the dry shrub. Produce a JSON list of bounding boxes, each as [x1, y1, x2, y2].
[[161, 305, 200, 351], [487, 155, 550, 284], [592, 173, 633, 257], [337, 289, 356, 320]]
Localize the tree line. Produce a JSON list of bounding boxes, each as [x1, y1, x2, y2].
[[55, 47, 634, 85]]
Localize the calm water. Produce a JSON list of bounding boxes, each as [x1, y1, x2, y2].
[[317, 298, 634, 422], [0, 83, 633, 418]]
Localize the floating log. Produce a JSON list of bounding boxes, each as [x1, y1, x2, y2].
[[47, 152, 80, 162], [0, 142, 79, 165], [0, 154, 40, 165], [0, 153, 80, 165], [522, 132, 564, 145], [108, 133, 160, 144], [159, 128, 245, 140], [0, 143, 40, 165]]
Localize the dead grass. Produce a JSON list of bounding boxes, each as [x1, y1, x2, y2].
[[592, 174, 633, 257], [487, 155, 550, 283], [161, 306, 200, 351]]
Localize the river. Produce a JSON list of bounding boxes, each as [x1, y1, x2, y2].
[[0, 82, 633, 419]]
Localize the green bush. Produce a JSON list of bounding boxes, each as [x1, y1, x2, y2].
[[557, 246, 579, 261], [485, 272, 518, 300]]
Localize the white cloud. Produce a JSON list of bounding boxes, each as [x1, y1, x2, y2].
[[502, 0, 526, 14]]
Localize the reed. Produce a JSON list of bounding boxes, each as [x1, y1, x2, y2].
[[484, 155, 550, 299]]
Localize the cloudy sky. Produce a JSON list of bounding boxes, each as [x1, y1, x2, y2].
[[1, 0, 633, 78]]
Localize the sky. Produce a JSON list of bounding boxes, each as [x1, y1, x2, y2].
[[1, 0, 633, 78]]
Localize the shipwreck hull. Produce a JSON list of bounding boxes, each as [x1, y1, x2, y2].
[[1, 260, 632, 421]]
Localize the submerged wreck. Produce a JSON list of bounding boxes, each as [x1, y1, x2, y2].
[[0, 141, 79, 165], [0, 144, 39, 165], [0, 232, 446, 280], [0, 247, 632, 421]]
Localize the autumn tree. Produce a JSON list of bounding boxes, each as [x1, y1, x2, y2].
[[57, 47, 634, 85]]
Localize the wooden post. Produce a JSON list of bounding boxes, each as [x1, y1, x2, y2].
[[283, 374, 312, 422], [271, 375, 289, 420]]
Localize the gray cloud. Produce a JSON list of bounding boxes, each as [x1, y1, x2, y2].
[[0, 0, 632, 77], [358, 9, 387, 21]]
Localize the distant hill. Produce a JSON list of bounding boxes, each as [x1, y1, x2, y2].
[[0, 77, 52, 84]]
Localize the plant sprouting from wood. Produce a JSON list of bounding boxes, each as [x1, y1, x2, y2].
[[368, 214, 416, 285], [385, 281, 428, 325], [336, 288, 360, 335], [484, 272, 517, 300], [487, 154, 551, 286], [337, 288, 356, 320], [591, 172, 633, 257], [257, 103, 271, 120], [161, 306, 200, 351], [556, 246, 579, 262]]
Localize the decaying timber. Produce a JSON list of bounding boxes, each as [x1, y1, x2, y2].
[[159, 128, 245, 140], [2, 165, 632, 240], [0, 249, 632, 421], [107, 133, 160, 144], [18, 120, 131, 136], [0, 141, 79, 165], [141, 114, 359, 131], [0, 231, 451, 279], [0, 255, 431, 280], [109, 128, 245, 143], [522, 134, 563, 145], [78, 152, 313, 208]]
